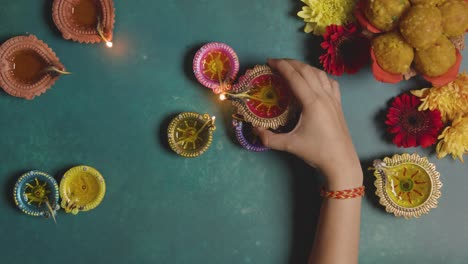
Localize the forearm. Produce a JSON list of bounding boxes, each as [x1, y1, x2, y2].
[[309, 168, 363, 264]]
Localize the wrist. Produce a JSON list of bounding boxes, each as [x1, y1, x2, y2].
[[321, 159, 363, 191]]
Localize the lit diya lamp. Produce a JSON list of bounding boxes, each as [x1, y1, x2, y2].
[[14, 171, 60, 222], [0, 35, 70, 100], [220, 65, 293, 130], [60, 166, 106, 215], [52, 0, 115, 47], [232, 114, 269, 152], [193, 42, 239, 94], [167, 112, 216, 157], [371, 153, 442, 219]]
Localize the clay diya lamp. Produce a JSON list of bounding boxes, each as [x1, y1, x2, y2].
[[53, 0, 115, 46], [14, 171, 60, 221], [193, 42, 239, 94], [60, 166, 106, 215], [167, 112, 217, 158], [371, 153, 442, 219], [232, 114, 269, 152], [220, 65, 293, 130], [0, 35, 69, 100]]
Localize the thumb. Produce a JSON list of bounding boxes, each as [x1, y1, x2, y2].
[[254, 127, 290, 151]]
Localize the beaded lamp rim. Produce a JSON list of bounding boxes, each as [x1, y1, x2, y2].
[[373, 153, 442, 219]]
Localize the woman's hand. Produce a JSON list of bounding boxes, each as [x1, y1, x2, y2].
[[255, 59, 362, 190]]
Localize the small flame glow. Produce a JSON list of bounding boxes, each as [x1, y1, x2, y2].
[[106, 41, 113, 48], [219, 93, 227, 101], [212, 116, 216, 123]]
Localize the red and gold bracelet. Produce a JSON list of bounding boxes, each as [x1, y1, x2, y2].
[[320, 186, 365, 199]]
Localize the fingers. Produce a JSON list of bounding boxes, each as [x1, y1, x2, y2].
[[254, 127, 290, 151], [284, 59, 334, 96], [267, 59, 315, 105]]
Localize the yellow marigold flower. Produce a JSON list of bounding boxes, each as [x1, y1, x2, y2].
[[436, 115, 468, 162], [411, 72, 468, 123], [297, 0, 356, 35]]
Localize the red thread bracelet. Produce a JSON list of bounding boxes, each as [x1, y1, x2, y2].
[[320, 186, 365, 199]]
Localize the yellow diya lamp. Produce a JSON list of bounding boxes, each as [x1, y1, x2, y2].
[[371, 153, 442, 219], [52, 0, 115, 47], [167, 112, 216, 158], [60, 166, 106, 215], [0, 35, 70, 99]]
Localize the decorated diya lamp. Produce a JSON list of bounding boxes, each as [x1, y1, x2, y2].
[[14, 171, 60, 221], [167, 112, 217, 157], [232, 114, 269, 152], [193, 42, 239, 94], [52, 0, 115, 47], [371, 153, 442, 219], [0, 35, 70, 100], [60, 166, 106, 215], [220, 65, 293, 130]]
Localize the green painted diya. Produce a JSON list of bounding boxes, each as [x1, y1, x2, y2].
[[372, 153, 442, 219]]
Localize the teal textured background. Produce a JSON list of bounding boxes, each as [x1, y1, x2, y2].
[[0, 0, 467, 263]]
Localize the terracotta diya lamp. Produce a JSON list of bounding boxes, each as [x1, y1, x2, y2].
[[14, 171, 60, 222], [167, 112, 217, 158], [371, 153, 442, 219], [60, 165, 106, 215], [232, 114, 269, 152], [193, 42, 239, 94], [221, 65, 293, 130], [0, 35, 69, 100], [52, 0, 115, 46]]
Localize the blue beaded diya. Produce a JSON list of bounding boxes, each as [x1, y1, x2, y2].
[[13, 170, 60, 219]]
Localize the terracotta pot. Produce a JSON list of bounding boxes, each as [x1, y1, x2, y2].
[[0, 35, 66, 100], [52, 0, 115, 44]]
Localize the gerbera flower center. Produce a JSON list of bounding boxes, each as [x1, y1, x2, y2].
[[400, 109, 429, 134]]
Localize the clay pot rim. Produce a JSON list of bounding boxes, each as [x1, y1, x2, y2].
[[52, 0, 115, 44], [0, 35, 64, 100]]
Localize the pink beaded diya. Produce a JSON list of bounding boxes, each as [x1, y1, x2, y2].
[[193, 42, 239, 94], [223, 65, 293, 129], [52, 0, 115, 45], [0, 35, 69, 100]]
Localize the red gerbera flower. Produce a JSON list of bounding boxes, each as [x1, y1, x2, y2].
[[385, 93, 443, 148], [319, 23, 370, 76]]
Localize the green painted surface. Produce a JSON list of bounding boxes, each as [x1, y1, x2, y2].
[[0, 1, 467, 263]]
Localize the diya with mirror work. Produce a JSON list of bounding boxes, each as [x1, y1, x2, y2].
[[13, 171, 60, 219], [372, 153, 442, 219], [0, 35, 69, 99], [167, 112, 216, 158]]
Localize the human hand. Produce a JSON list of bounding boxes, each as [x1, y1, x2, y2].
[[255, 59, 362, 190]]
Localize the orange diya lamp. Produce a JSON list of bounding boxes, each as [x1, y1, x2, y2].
[[0, 35, 70, 100], [53, 0, 115, 47]]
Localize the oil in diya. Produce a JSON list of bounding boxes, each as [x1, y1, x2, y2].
[[0, 35, 70, 99], [53, 0, 115, 47]]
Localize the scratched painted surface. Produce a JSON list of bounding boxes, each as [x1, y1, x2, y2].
[[0, 0, 467, 263]]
